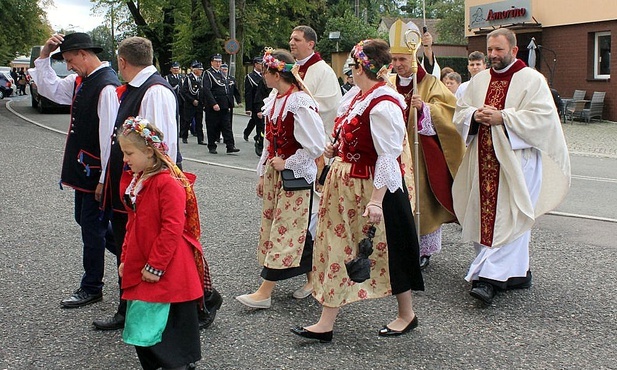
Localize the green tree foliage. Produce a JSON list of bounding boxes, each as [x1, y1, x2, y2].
[[0, 0, 51, 64], [401, 0, 465, 45], [316, 11, 383, 60]]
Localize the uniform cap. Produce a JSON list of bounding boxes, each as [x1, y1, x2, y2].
[[210, 54, 223, 61], [191, 60, 203, 69], [171, 61, 180, 68]]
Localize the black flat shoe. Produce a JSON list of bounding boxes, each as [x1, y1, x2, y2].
[[470, 281, 495, 304], [290, 326, 333, 343], [419, 255, 430, 270], [378, 315, 418, 337], [93, 313, 125, 330], [199, 288, 223, 330]]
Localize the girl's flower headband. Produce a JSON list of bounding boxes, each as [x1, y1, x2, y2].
[[262, 47, 295, 72], [122, 116, 169, 154]]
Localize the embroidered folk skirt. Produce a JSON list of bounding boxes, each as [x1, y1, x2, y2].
[[312, 159, 424, 308], [258, 164, 312, 273]]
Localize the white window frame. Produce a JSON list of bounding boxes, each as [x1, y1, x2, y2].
[[594, 31, 611, 80]]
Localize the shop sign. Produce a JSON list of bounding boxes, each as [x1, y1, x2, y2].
[[469, 0, 532, 29]]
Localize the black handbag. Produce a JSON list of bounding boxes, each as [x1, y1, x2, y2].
[[281, 169, 312, 191], [345, 225, 376, 283]]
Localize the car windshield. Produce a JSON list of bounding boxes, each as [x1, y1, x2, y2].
[[51, 59, 74, 78]]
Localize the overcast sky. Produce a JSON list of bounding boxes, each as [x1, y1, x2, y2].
[[44, 0, 105, 32]]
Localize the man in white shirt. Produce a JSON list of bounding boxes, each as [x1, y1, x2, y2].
[[29, 32, 120, 309]]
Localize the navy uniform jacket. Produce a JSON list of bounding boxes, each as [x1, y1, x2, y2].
[[244, 70, 262, 113], [181, 73, 202, 109], [202, 67, 232, 110]]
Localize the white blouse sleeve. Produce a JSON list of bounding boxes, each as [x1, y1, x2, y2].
[[370, 101, 405, 192], [284, 106, 326, 183], [140, 85, 179, 163], [256, 137, 270, 177]]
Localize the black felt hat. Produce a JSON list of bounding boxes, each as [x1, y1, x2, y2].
[[51, 33, 103, 60]]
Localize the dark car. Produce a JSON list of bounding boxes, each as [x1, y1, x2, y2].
[[29, 46, 74, 113], [0, 73, 14, 99]]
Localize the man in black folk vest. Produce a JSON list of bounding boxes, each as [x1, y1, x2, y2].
[[94, 37, 222, 332], [202, 54, 240, 154], [28, 33, 121, 308]]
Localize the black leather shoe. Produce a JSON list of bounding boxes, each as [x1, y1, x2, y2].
[[290, 326, 333, 343], [198, 289, 223, 330], [378, 315, 418, 337], [470, 281, 495, 304], [198, 142, 207, 145], [60, 288, 103, 308], [93, 313, 125, 330], [182, 139, 188, 144], [209, 149, 218, 154], [419, 255, 430, 270], [243, 133, 249, 142], [227, 147, 240, 154], [255, 143, 263, 157]]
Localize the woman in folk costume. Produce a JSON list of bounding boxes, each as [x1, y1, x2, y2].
[[291, 39, 424, 343], [117, 117, 203, 369], [235, 49, 325, 309]]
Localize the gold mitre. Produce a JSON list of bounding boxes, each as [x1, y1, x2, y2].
[[389, 19, 411, 54]]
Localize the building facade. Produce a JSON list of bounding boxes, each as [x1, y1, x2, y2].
[[465, 0, 615, 121]]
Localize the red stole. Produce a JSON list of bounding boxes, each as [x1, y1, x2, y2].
[[296, 53, 323, 79], [479, 59, 526, 247]]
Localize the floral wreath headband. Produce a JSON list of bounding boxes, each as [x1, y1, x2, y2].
[[352, 40, 385, 74], [351, 39, 394, 87], [121, 116, 169, 154], [262, 47, 295, 72]]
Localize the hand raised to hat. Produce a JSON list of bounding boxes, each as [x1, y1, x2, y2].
[[40, 34, 65, 59]]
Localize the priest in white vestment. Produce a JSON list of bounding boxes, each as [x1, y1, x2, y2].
[[453, 28, 570, 305]]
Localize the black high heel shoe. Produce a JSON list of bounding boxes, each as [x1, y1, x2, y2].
[[378, 315, 418, 337], [290, 326, 333, 343]]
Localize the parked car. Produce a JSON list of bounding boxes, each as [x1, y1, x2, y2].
[[0, 73, 14, 99], [29, 46, 74, 113]]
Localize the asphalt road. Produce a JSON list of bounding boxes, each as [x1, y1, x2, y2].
[[1, 96, 616, 369]]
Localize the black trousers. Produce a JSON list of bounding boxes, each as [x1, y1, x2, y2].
[[244, 111, 264, 141], [111, 212, 128, 316], [205, 108, 235, 150], [181, 105, 203, 142]]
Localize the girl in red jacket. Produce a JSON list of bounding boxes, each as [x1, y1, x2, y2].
[[117, 116, 204, 369]]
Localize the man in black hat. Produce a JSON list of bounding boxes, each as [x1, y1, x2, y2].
[[340, 68, 354, 95], [243, 56, 264, 149], [28, 33, 121, 308], [180, 61, 205, 145], [201, 54, 240, 154]]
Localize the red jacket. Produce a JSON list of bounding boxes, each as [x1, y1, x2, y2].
[[120, 169, 203, 303]]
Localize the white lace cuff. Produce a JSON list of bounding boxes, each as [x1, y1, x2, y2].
[[374, 154, 403, 192], [284, 149, 317, 183], [418, 104, 436, 136]]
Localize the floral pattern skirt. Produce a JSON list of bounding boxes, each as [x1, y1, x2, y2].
[[312, 159, 423, 308], [258, 164, 312, 269]]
